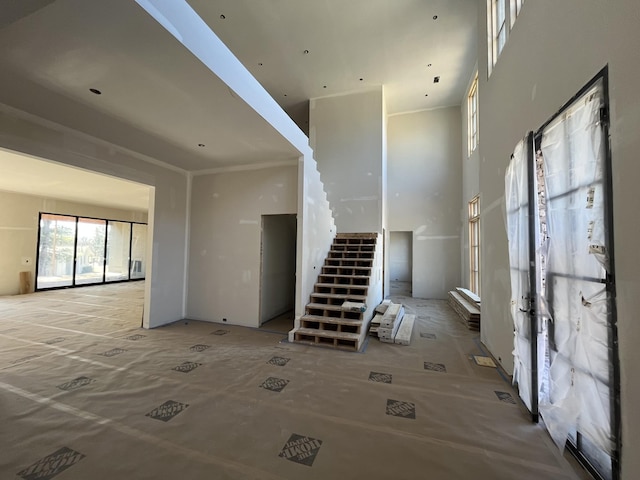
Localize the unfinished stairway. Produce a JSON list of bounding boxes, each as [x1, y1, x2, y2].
[[294, 233, 377, 351]]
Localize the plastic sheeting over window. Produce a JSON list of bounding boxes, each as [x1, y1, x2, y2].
[[538, 81, 614, 461], [506, 76, 617, 480], [505, 139, 534, 412]]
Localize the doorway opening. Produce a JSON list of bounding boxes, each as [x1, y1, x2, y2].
[[259, 214, 297, 332], [389, 231, 412, 297]]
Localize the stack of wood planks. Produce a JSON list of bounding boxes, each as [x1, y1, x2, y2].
[[370, 300, 415, 346], [447, 287, 481, 330]]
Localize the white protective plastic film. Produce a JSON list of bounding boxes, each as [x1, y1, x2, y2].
[[505, 139, 533, 412], [538, 80, 614, 459]]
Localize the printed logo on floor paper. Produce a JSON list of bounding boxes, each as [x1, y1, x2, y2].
[[267, 356, 290, 366], [172, 361, 202, 373], [420, 332, 437, 339], [368, 371, 392, 384], [57, 376, 95, 392], [11, 354, 41, 365], [424, 361, 447, 373], [99, 348, 126, 357], [145, 400, 189, 422], [386, 399, 416, 419], [495, 391, 517, 404], [17, 446, 85, 480], [125, 334, 145, 341], [189, 344, 211, 352], [211, 329, 229, 336], [260, 377, 290, 392], [278, 434, 323, 466], [44, 337, 65, 345]]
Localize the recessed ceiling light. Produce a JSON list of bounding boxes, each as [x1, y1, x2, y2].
[[303, 49, 310, 54], [89, 88, 102, 95], [433, 15, 438, 20], [198, 143, 205, 147], [434, 76, 440, 83], [220, 14, 226, 19]]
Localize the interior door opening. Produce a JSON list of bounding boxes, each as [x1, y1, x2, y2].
[[389, 231, 412, 297], [259, 214, 297, 331]]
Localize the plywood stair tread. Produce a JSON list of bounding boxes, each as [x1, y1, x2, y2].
[[319, 273, 370, 278], [295, 327, 360, 340], [300, 315, 363, 326], [311, 293, 367, 301]]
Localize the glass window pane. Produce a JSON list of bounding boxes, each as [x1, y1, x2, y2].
[[130, 223, 147, 279], [106, 222, 132, 282], [37, 214, 76, 289], [75, 218, 106, 285]]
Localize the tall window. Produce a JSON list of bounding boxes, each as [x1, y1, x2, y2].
[[488, 0, 525, 74], [510, 0, 524, 26], [469, 195, 480, 295], [489, 0, 507, 70], [468, 74, 479, 156]]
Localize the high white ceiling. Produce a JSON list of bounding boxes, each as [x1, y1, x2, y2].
[[193, 0, 479, 129], [0, 0, 477, 210]]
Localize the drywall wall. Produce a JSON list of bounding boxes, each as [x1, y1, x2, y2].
[[260, 214, 296, 324], [389, 231, 412, 282], [309, 88, 384, 234], [477, 1, 640, 477], [0, 189, 147, 296], [0, 104, 189, 328], [387, 107, 462, 299], [292, 153, 337, 338], [187, 165, 298, 327]]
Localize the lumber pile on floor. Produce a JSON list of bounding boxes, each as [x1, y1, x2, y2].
[[369, 300, 415, 345], [447, 287, 481, 331]]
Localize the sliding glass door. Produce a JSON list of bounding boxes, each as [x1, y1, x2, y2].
[[130, 223, 147, 280], [37, 214, 76, 289], [76, 218, 107, 285], [106, 222, 132, 282], [35, 213, 147, 290]]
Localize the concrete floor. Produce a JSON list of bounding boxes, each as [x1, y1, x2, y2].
[[0, 282, 590, 479]]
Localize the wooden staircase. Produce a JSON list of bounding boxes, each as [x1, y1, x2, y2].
[[294, 233, 378, 351]]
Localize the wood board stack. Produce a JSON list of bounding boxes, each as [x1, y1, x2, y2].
[[370, 301, 415, 345], [447, 287, 481, 331]]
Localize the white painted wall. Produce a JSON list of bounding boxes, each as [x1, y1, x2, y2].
[[0, 104, 189, 329], [387, 107, 462, 299], [292, 153, 337, 339], [260, 214, 296, 324], [389, 232, 412, 282], [187, 165, 298, 327], [477, 2, 640, 477], [309, 89, 384, 234], [0, 189, 147, 296]]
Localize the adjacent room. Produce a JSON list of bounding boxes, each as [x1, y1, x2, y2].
[[0, 1, 638, 479]]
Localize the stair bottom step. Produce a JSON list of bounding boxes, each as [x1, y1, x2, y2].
[[293, 328, 361, 351]]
